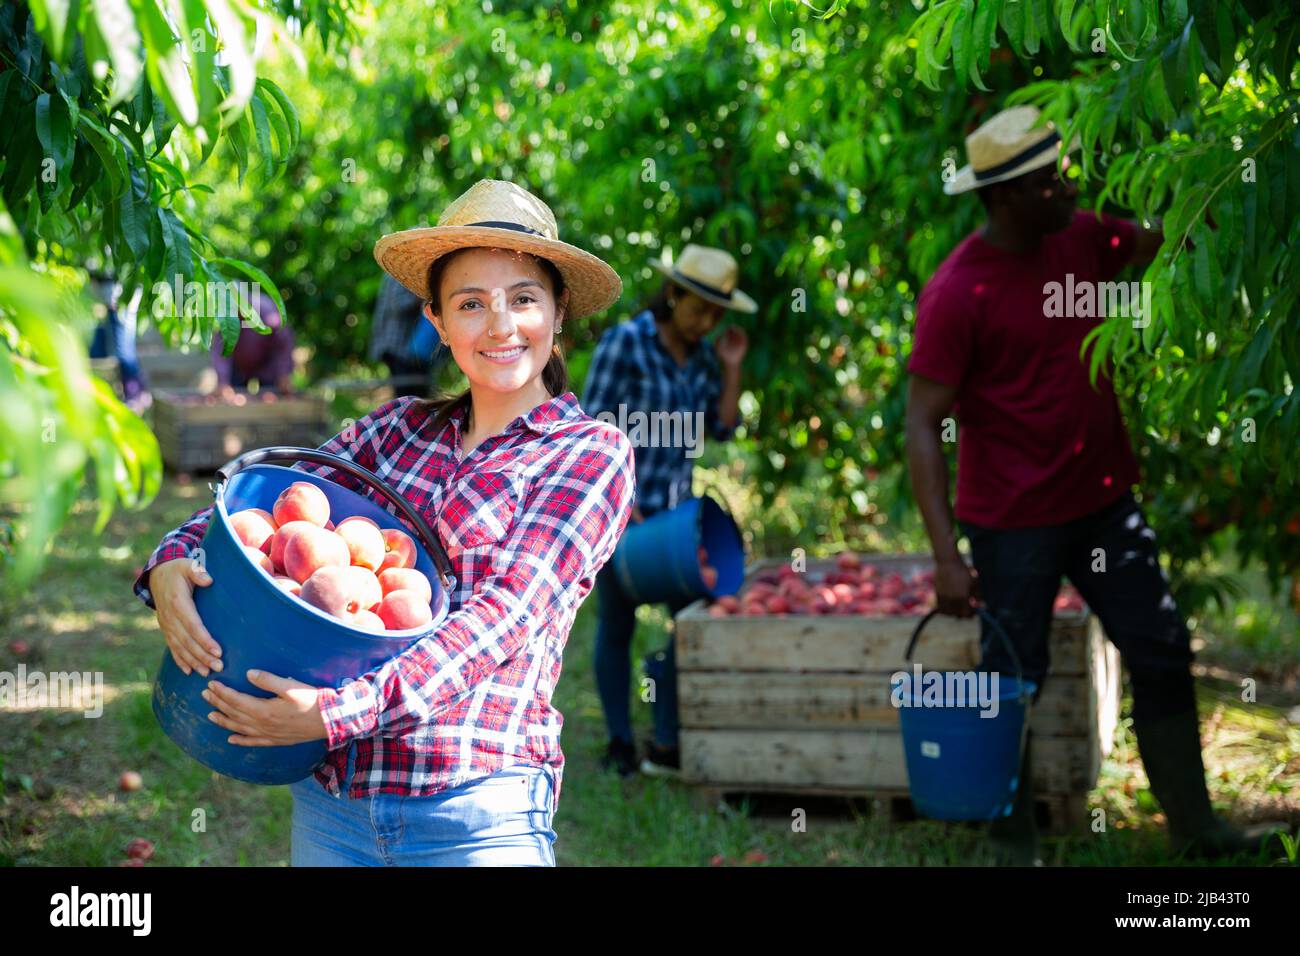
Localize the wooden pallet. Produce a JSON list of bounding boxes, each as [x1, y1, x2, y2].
[[150, 388, 332, 473], [693, 783, 1091, 834], [675, 553, 1122, 834]]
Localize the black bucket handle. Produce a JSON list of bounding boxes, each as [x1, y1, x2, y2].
[[905, 605, 1030, 700], [214, 446, 456, 592]]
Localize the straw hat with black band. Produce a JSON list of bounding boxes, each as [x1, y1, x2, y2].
[[373, 179, 623, 319], [944, 105, 1081, 196], [649, 244, 757, 314]]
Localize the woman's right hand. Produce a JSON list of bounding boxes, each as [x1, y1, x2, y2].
[[150, 558, 222, 677]]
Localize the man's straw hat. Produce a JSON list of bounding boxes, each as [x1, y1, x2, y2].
[[373, 180, 622, 319], [945, 105, 1079, 195], [648, 244, 757, 313]]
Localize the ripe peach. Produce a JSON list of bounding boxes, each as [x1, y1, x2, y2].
[[831, 583, 855, 603], [379, 528, 417, 572], [836, 551, 862, 571], [707, 604, 730, 617], [118, 771, 143, 792], [767, 595, 790, 613], [348, 609, 386, 632], [283, 526, 351, 584], [229, 509, 277, 553], [300, 566, 368, 619], [338, 515, 379, 529], [716, 595, 739, 613], [342, 566, 383, 613], [242, 544, 275, 574], [377, 567, 433, 603], [246, 507, 278, 529], [377, 589, 433, 630], [272, 481, 331, 528], [324, 519, 335, 531], [125, 838, 155, 861], [270, 520, 316, 572], [336, 519, 385, 571], [271, 575, 301, 597]]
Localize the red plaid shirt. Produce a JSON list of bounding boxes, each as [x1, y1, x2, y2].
[[134, 392, 634, 803]]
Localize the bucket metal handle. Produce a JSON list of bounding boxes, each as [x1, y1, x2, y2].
[[214, 446, 456, 591], [905, 605, 1028, 698]]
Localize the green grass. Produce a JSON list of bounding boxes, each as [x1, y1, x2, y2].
[[1, 476, 1296, 867]]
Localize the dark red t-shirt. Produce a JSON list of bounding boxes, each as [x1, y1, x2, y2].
[[908, 212, 1141, 528]]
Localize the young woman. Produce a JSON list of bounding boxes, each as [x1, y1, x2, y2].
[[582, 244, 752, 777], [134, 180, 634, 866]]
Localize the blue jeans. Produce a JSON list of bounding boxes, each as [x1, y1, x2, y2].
[[593, 559, 691, 749], [289, 746, 557, 866]]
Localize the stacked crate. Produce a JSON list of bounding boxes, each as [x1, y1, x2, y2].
[[150, 389, 332, 473], [674, 554, 1121, 832]]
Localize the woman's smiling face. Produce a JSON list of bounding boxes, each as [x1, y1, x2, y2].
[[427, 247, 568, 396]]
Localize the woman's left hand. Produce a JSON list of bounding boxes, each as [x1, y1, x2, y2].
[[203, 670, 329, 746], [714, 325, 749, 367]]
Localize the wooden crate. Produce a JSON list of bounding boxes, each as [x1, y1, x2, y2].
[[137, 348, 218, 391], [676, 554, 1121, 833], [150, 388, 332, 473]]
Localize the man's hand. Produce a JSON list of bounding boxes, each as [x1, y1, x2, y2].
[[202, 670, 328, 746], [934, 558, 979, 618]]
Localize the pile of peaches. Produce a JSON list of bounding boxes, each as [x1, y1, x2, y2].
[[706, 552, 1087, 617], [227, 481, 436, 632]]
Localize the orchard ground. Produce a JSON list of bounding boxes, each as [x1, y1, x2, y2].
[[1, 473, 1297, 867]]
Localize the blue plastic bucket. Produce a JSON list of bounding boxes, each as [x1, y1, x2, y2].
[[895, 608, 1035, 821], [151, 446, 456, 786], [609, 495, 743, 605]]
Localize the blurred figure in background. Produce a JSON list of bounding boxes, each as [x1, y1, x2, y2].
[[88, 269, 151, 413], [369, 274, 448, 397], [212, 293, 296, 400]]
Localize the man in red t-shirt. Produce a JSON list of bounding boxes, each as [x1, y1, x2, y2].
[[905, 106, 1276, 863]]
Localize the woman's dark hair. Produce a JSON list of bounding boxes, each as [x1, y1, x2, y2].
[[643, 279, 677, 324], [416, 247, 569, 438]]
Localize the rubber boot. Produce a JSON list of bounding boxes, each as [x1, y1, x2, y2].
[[987, 729, 1041, 866], [1133, 707, 1284, 861]]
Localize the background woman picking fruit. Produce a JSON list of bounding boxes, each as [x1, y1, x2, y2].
[[581, 244, 752, 777], [134, 180, 634, 866]]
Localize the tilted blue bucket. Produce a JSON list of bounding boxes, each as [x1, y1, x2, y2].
[[151, 446, 456, 786], [895, 608, 1035, 821], [609, 495, 743, 605]]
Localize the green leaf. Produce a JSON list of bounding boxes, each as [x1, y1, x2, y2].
[[117, 171, 151, 262], [1161, 18, 1193, 111], [1190, 222, 1214, 302], [950, 0, 974, 90], [209, 256, 287, 329], [134, 0, 199, 126], [249, 93, 275, 181], [180, 0, 218, 118], [28, 0, 74, 64], [78, 115, 128, 199], [35, 92, 74, 179], [157, 206, 192, 291], [205, 0, 256, 113], [1232, 322, 1274, 394], [91, 0, 144, 106], [256, 78, 300, 158]]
